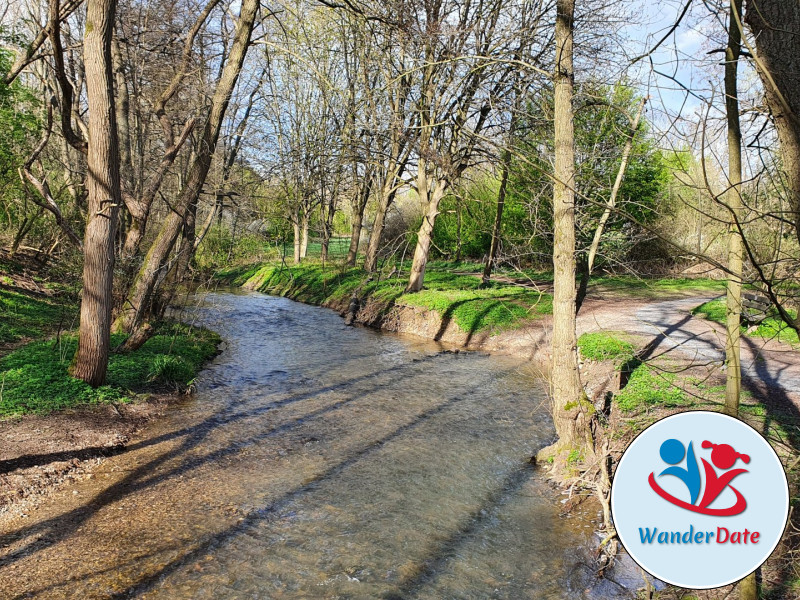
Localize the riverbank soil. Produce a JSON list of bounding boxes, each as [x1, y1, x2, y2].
[[0, 395, 183, 514]]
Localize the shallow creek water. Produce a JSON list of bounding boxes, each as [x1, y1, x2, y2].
[[0, 291, 609, 599]]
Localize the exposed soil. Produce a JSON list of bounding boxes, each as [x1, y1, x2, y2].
[[0, 394, 186, 517]]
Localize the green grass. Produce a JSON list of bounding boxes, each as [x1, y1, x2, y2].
[[692, 299, 800, 345], [0, 322, 220, 417], [0, 288, 78, 344], [591, 275, 726, 297], [577, 332, 636, 363], [222, 261, 553, 335], [615, 363, 690, 412]]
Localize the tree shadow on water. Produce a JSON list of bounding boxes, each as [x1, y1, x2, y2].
[[0, 352, 450, 572]]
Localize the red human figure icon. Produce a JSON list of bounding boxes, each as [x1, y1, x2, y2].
[[698, 441, 750, 510]]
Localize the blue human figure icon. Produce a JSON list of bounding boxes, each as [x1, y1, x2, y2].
[[658, 438, 701, 505]]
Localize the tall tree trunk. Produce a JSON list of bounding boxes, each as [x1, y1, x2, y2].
[[346, 173, 372, 267], [293, 206, 301, 265], [347, 205, 364, 266], [364, 186, 396, 272], [745, 0, 800, 248], [173, 199, 197, 285], [725, 3, 755, 598], [71, 0, 122, 386], [725, 0, 744, 419], [539, 0, 594, 467], [114, 0, 259, 333], [300, 209, 309, 258]]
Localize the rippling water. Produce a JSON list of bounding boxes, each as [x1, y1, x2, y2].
[[0, 291, 605, 599]]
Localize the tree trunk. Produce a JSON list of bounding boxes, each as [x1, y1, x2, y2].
[[406, 167, 445, 292], [114, 0, 259, 333], [346, 177, 371, 266], [174, 199, 197, 285], [364, 186, 395, 272], [293, 207, 301, 265], [745, 0, 800, 248], [300, 210, 309, 258], [347, 207, 364, 266], [482, 147, 511, 285], [724, 3, 756, 597], [539, 0, 594, 467], [71, 0, 122, 386], [725, 0, 744, 419]]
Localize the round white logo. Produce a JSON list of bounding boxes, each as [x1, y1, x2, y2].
[[610, 411, 789, 589]]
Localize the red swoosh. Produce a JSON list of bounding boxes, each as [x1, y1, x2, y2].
[[648, 472, 747, 516]]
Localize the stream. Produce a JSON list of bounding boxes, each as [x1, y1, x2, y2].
[[0, 290, 621, 599]]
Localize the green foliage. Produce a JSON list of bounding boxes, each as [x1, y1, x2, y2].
[[566, 448, 583, 465], [147, 355, 194, 386], [615, 364, 689, 412], [430, 181, 497, 260], [692, 299, 800, 345], [194, 226, 281, 273], [0, 288, 77, 344], [577, 332, 635, 362], [507, 82, 669, 268], [0, 322, 220, 417], [0, 48, 42, 230]]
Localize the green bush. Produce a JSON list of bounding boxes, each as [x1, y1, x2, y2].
[[147, 355, 194, 386]]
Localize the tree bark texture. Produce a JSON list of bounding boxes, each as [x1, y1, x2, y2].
[[543, 0, 594, 465], [745, 0, 800, 246], [71, 0, 122, 386], [725, 0, 744, 419]]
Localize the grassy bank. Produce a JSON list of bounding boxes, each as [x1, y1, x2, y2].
[[218, 261, 554, 336], [0, 287, 77, 345], [0, 283, 220, 418], [0, 320, 220, 418]]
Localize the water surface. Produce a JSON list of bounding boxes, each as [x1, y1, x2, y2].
[[0, 291, 602, 599]]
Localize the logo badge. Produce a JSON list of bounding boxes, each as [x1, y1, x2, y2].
[[611, 411, 789, 589]]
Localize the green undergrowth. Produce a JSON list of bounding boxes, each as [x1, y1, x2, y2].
[[578, 332, 636, 363], [0, 322, 220, 417], [216, 261, 552, 335], [615, 363, 692, 412], [0, 288, 78, 344], [692, 299, 799, 346]]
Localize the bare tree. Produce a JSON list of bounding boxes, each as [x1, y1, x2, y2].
[[114, 0, 261, 335]]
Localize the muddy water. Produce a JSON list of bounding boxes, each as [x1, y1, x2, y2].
[[0, 291, 604, 599]]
